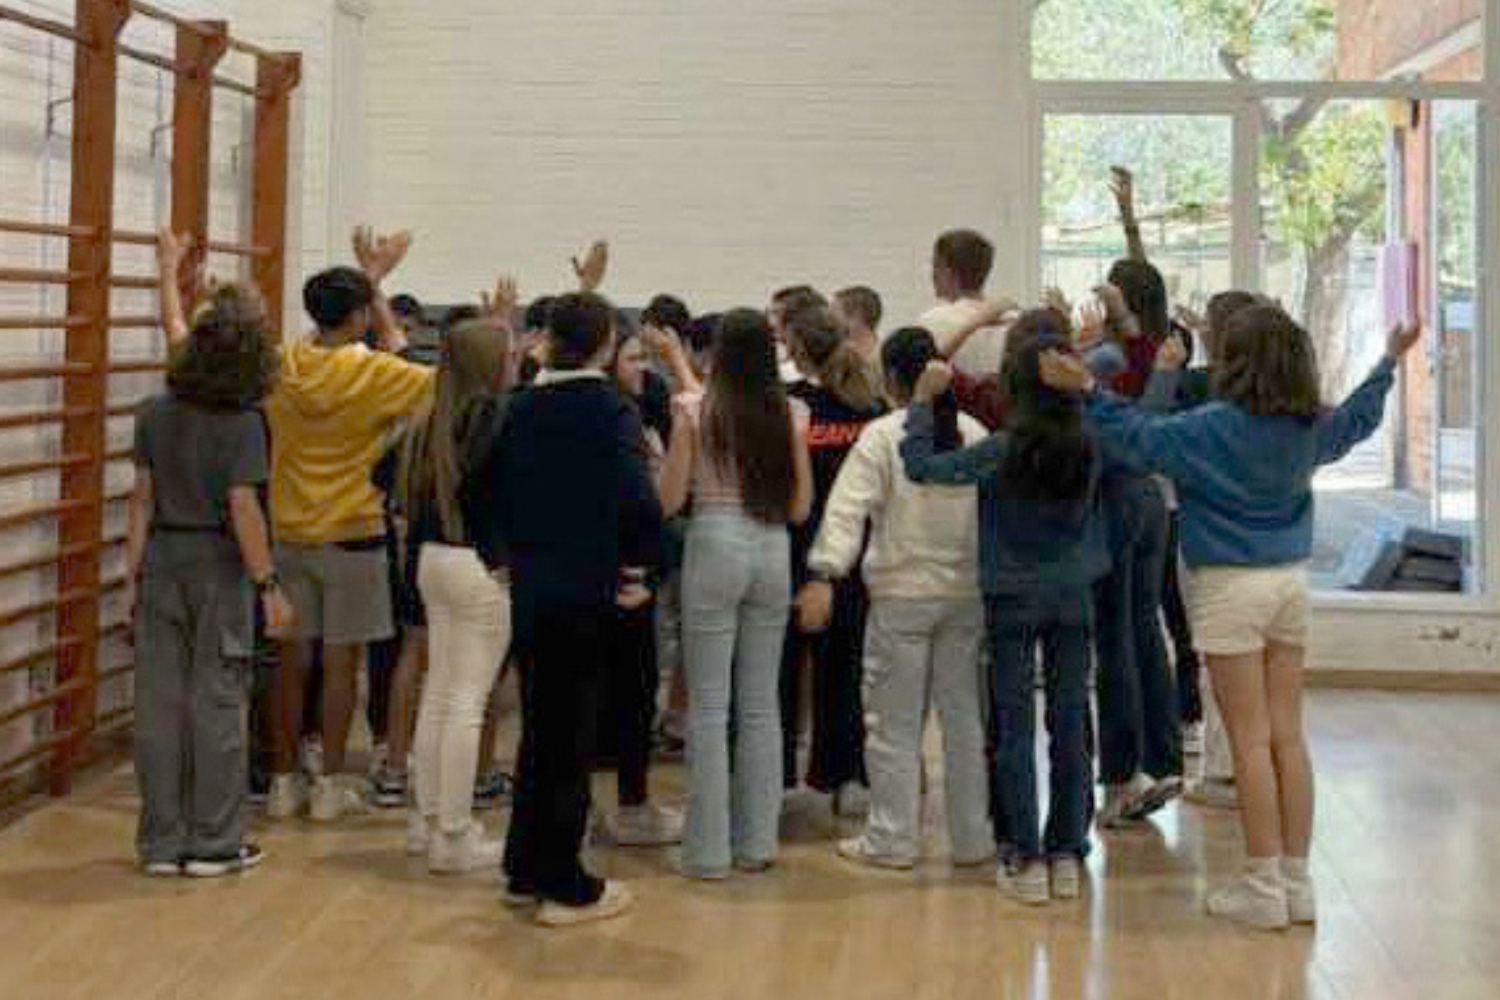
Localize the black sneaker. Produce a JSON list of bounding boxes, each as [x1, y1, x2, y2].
[[473, 770, 513, 810], [183, 843, 265, 878]]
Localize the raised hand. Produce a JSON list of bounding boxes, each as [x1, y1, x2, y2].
[[794, 581, 834, 634], [156, 229, 192, 274], [914, 360, 954, 403], [1385, 323, 1423, 362], [1039, 349, 1094, 395], [1173, 303, 1207, 337], [572, 240, 610, 292], [1043, 286, 1073, 318], [1109, 165, 1135, 209], [481, 275, 520, 330], [1075, 301, 1107, 349], [353, 227, 413, 284], [1155, 335, 1188, 372]]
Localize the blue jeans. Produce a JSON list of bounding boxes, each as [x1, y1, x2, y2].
[[682, 511, 792, 874], [1095, 475, 1181, 784], [987, 588, 1094, 863]]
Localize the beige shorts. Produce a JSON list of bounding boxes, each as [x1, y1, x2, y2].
[[277, 541, 395, 646], [1186, 563, 1309, 657]]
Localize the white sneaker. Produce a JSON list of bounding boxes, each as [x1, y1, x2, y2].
[[833, 782, 871, 818], [406, 810, 433, 856], [836, 836, 916, 871], [1185, 778, 1239, 810], [1282, 859, 1316, 925], [997, 859, 1050, 906], [1207, 866, 1289, 931], [1183, 722, 1206, 756], [1050, 857, 1083, 900], [309, 775, 367, 823], [607, 804, 684, 847], [266, 774, 303, 820], [428, 821, 504, 875], [300, 738, 324, 779], [1099, 773, 1154, 828], [535, 881, 634, 928], [1128, 775, 1184, 820]]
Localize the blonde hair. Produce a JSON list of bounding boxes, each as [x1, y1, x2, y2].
[[785, 306, 883, 413]]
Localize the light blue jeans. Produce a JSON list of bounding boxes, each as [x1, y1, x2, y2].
[[681, 510, 791, 875]]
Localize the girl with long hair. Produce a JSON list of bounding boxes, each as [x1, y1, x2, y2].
[[659, 309, 813, 878], [1041, 305, 1421, 929], [398, 318, 513, 873], [781, 305, 887, 814], [902, 309, 1106, 906]]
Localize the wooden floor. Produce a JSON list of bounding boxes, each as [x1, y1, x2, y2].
[[2, 689, 1499, 1000]]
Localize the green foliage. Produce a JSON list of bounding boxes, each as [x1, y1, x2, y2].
[[1262, 103, 1387, 252]]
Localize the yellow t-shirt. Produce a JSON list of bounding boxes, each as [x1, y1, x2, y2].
[[265, 338, 434, 545]]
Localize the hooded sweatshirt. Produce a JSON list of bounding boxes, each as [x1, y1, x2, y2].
[[264, 338, 434, 545]]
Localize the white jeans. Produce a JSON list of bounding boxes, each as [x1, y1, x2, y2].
[[861, 597, 993, 863], [413, 543, 510, 835]]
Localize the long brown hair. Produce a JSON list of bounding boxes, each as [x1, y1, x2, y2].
[[168, 284, 278, 412], [784, 305, 884, 413], [1212, 304, 1322, 420], [704, 309, 796, 524], [397, 318, 512, 541]]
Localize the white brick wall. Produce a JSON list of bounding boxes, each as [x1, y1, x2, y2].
[[362, 0, 1024, 327]]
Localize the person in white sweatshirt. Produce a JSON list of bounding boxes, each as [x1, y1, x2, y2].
[[795, 327, 994, 870]]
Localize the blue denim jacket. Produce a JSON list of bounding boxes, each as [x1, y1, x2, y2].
[[901, 404, 1110, 598]]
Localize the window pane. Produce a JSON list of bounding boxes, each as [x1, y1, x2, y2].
[[1258, 99, 1481, 592], [1033, 0, 1481, 82], [1042, 114, 1231, 315]]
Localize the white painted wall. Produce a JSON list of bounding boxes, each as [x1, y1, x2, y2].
[[362, 0, 1021, 327]]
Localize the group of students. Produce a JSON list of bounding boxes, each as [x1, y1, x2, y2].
[[125, 168, 1421, 932]]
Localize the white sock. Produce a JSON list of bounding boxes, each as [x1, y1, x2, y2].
[[1281, 857, 1311, 882], [1245, 856, 1282, 882]]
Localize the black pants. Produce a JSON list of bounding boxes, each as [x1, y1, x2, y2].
[[1161, 512, 1202, 724], [1094, 476, 1182, 785], [503, 605, 610, 905], [599, 604, 658, 806], [780, 575, 867, 792]]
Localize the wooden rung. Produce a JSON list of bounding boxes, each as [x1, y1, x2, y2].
[[0, 538, 125, 583], [0, 454, 91, 481], [0, 499, 91, 535], [0, 316, 86, 330], [111, 275, 159, 290], [0, 406, 92, 431], [0, 728, 83, 779], [109, 361, 166, 375], [0, 219, 94, 239], [215, 76, 257, 97], [0, 267, 84, 285], [106, 403, 140, 419], [0, 678, 89, 731], [0, 5, 85, 44], [118, 42, 176, 75], [0, 639, 80, 677], [205, 240, 271, 258], [110, 229, 159, 247], [108, 317, 161, 330], [0, 364, 93, 381]]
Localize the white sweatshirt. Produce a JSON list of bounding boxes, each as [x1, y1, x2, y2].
[[917, 299, 1007, 377], [807, 408, 985, 601]]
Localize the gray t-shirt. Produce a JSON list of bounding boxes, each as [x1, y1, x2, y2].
[[134, 395, 269, 567]]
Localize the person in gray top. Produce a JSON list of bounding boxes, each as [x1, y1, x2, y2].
[[126, 252, 293, 879]]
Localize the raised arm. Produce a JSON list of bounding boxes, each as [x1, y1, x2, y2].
[[936, 296, 1019, 361], [156, 230, 192, 350], [1110, 166, 1148, 264], [658, 397, 696, 518], [1315, 324, 1419, 466], [899, 362, 1008, 485], [572, 240, 609, 292], [353, 226, 413, 354]]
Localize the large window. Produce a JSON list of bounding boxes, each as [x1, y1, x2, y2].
[[1032, 0, 1488, 597]]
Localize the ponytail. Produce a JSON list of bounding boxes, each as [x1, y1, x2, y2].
[[786, 305, 883, 414], [882, 326, 961, 451]]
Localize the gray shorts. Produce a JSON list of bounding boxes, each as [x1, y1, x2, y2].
[[277, 541, 395, 645]]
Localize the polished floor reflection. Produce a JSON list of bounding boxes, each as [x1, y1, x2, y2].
[[0, 689, 1496, 1000]]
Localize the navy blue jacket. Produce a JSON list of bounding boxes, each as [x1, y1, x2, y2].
[[901, 403, 1109, 597]]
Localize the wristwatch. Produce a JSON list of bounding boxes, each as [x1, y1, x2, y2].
[[253, 571, 281, 594]]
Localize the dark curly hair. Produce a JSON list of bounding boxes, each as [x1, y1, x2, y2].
[[167, 284, 278, 412]]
